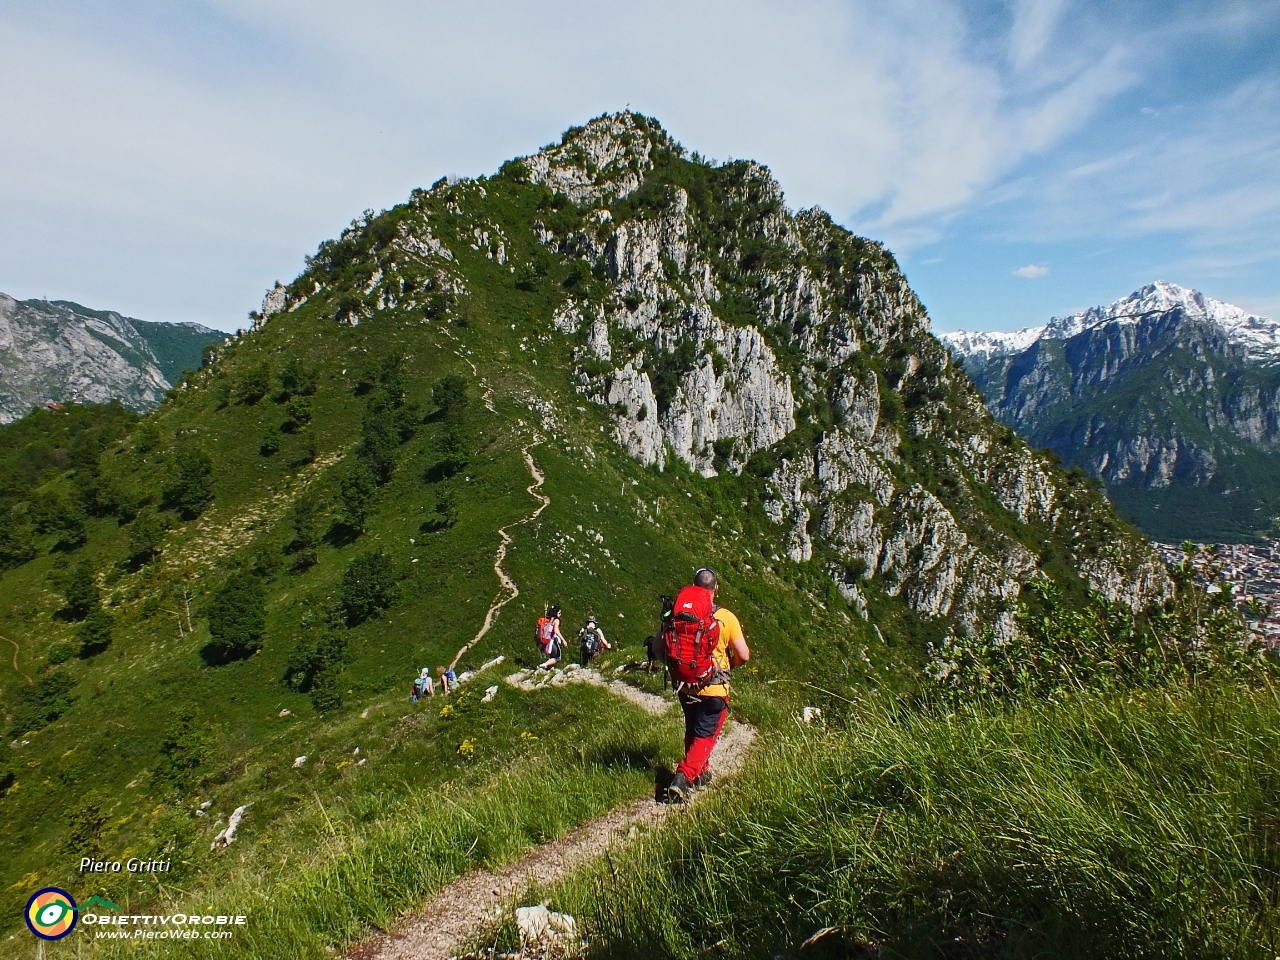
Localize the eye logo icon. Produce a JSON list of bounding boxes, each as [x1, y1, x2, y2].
[[25, 887, 78, 940]]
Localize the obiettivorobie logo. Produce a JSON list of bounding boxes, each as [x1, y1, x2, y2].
[[23, 886, 245, 942], [25, 887, 78, 941]]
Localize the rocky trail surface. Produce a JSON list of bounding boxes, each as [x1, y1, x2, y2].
[[347, 703, 754, 960], [351, 439, 756, 959]]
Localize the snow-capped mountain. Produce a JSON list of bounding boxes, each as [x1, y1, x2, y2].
[[942, 281, 1280, 363], [945, 283, 1280, 543]]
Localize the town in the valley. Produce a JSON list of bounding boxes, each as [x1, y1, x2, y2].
[[1153, 541, 1280, 646]]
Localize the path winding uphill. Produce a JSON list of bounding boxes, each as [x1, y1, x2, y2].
[[448, 439, 549, 672], [346, 434, 758, 960], [347, 691, 754, 960]]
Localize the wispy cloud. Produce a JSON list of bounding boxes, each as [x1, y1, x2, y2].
[[0, 1, 1271, 327], [1014, 264, 1050, 278], [994, 72, 1280, 271]]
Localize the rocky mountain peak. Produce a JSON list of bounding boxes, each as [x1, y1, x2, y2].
[[950, 282, 1280, 541], [0, 294, 219, 423], [943, 281, 1278, 362], [521, 111, 680, 205], [259, 116, 1169, 638]]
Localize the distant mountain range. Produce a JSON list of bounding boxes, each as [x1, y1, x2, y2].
[[0, 294, 221, 423], [942, 281, 1280, 542]]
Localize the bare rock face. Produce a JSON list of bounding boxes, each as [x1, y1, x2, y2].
[[519, 113, 1170, 639], [0, 294, 216, 423], [522, 113, 668, 205], [949, 287, 1280, 540]]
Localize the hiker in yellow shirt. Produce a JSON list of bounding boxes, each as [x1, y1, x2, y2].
[[666, 567, 749, 802]]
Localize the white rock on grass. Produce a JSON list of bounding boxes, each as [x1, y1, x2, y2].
[[515, 904, 578, 944], [211, 805, 248, 850]]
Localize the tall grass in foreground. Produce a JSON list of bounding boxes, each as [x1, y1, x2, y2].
[[553, 684, 1280, 959], [40, 690, 676, 960]]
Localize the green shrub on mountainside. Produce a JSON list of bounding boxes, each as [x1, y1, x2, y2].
[[235, 360, 272, 404], [283, 608, 349, 711], [162, 443, 214, 518], [340, 548, 401, 626], [76, 607, 114, 657], [154, 704, 216, 792], [927, 578, 1268, 700], [124, 507, 168, 568], [9, 671, 74, 736], [59, 559, 100, 619], [287, 494, 324, 570], [204, 569, 266, 664]]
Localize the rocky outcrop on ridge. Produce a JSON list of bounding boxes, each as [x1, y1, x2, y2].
[[516, 115, 1169, 637], [0, 294, 220, 423], [266, 112, 1171, 641]]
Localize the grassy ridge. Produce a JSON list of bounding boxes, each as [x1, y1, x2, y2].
[[26, 681, 679, 960], [548, 683, 1280, 959]]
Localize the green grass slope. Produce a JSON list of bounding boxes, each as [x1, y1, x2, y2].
[[551, 683, 1280, 959], [0, 114, 1195, 957]]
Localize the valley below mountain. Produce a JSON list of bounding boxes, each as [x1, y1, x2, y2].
[[943, 281, 1280, 542]]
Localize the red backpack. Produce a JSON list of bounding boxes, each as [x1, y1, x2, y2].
[[662, 585, 721, 686], [535, 616, 555, 653]]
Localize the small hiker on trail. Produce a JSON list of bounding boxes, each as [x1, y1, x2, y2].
[[536, 605, 566, 669], [577, 615, 611, 667], [411, 667, 435, 702], [644, 595, 676, 674], [662, 568, 749, 804], [437, 665, 457, 694]]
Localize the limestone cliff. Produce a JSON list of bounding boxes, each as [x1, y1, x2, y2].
[[267, 112, 1171, 643], [513, 115, 1171, 638], [0, 295, 219, 423]]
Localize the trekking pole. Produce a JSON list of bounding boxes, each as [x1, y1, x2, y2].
[[764, 678, 857, 704]]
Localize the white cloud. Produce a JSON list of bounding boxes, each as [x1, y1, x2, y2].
[[992, 72, 1280, 271], [0, 1, 1259, 327], [1009, 0, 1071, 72], [1013, 264, 1050, 278]]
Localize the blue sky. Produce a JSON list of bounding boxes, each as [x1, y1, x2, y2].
[[0, 0, 1276, 332]]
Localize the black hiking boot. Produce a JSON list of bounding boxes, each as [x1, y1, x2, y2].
[[666, 772, 692, 804], [694, 769, 712, 788]]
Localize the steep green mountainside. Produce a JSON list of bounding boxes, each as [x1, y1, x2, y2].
[[129, 317, 222, 386], [0, 113, 1169, 949], [0, 294, 220, 423], [950, 284, 1280, 542]]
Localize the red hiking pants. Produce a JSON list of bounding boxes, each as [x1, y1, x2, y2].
[[677, 693, 727, 781]]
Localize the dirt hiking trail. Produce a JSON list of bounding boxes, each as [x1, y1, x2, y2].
[[354, 438, 758, 959], [448, 440, 548, 672], [347, 717, 755, 960]]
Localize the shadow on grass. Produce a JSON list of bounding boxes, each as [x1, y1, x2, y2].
[[325, 522, 362, 548], [199, 641, 257, 667]]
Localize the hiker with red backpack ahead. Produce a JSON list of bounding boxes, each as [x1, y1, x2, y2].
[[536, 605, 566, 669], [663, 567, 749, 803]]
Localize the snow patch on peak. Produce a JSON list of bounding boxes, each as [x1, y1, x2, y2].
[[938, 325, 1045, 361], [943, 281, 1279, 361]]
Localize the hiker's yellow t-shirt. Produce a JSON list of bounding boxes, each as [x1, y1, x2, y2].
[[699, 607, 743, 699]]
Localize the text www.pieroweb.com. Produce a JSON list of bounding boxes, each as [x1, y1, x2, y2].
[[84, 913, 245, 941]]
